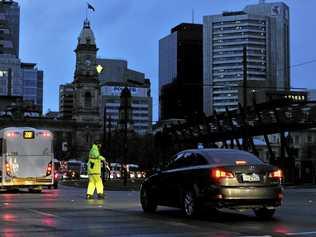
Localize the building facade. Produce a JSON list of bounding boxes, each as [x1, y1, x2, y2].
[[97, 58, 152, 135], [21, 63, 43, 113], [0, 0, 19, 57], [308, 89, 316, 101], [0, 1, 43, 113], [59, 83, 74, 119], [203, 1, 290, 114], [159, 23, 203, 120]]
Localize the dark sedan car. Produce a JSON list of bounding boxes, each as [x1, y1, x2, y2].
[[140, 149, 283, 219]]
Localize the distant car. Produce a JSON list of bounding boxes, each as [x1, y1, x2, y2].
[[140, 149, 283, 219], [48, 160, 61, 189], [127, 164, 142, 179], [110, 163, 122, 179], [80, 163, 88, 179], [65, 160, 83, 180]]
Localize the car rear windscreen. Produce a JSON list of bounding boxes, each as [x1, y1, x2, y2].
[[204, 150, 264, 165]]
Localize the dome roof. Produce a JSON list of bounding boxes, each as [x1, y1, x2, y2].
[[77, 19, 96, 46]]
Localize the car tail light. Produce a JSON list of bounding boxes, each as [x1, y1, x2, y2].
[[54, 172, 58, 180], [46, 162, 52, 176], [210, 168, 234, 179], [269, 169, 283, 181]]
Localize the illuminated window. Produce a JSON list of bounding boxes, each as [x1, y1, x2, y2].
[[0, 70, 8, 77]]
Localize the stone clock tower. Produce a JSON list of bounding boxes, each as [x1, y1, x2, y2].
[[72, 19, 100, 123]]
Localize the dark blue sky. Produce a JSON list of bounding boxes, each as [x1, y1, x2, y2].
[[17, 0, 316, 121]]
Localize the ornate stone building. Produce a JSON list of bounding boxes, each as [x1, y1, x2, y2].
[[71, 19, 102, 159]]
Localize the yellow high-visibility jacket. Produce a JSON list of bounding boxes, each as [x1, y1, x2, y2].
[[87, 144, 105, 175]]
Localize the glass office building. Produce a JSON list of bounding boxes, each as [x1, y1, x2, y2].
[[203, 1, 290, 115]]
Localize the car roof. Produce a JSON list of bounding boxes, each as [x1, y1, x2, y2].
[[178, 148, 252, 157]]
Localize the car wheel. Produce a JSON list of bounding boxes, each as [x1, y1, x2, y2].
[[182, 190, 198, 217], [48, 185, 52, 190], [140, 187, 157, 213], [254, 208, 275, 220]]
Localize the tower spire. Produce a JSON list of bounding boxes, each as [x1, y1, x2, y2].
[[259, 0, 266, 4]]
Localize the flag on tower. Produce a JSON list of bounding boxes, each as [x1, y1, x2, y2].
[[87, 2, 95, 11]]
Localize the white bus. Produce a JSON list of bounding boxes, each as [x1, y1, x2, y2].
[[0, 127, 54, 192]]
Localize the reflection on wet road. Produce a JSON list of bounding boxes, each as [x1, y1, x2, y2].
[[0, 186, 315, 237]]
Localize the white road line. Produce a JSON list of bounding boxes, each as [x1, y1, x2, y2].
[[286, 231, 316, 236]]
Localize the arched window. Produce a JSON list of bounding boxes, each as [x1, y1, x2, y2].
[[84, 92, 92, 107]]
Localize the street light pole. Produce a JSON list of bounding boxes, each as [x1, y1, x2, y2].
[[242, 46, 248, 151], [108, 114, 112, 160], [103, 104, 107, 156], [243, 46, 248, 110]]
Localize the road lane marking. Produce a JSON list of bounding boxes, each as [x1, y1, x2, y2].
[[25, 208, 58, 218], [286, 231, 316, 236]]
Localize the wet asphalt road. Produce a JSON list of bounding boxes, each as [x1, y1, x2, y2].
[[0, 185, 316, 237]]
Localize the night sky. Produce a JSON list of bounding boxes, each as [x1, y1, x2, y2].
[[16, 0, 316, 122]]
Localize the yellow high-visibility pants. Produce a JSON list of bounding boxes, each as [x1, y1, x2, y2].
[[87, 174, 104, 195]]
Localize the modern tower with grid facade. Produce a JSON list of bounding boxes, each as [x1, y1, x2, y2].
[[203, 1, 290, 115]]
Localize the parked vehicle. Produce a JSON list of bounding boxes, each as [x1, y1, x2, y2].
[[140, 149, 283, 219]]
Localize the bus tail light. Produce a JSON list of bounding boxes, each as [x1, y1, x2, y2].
[[46, 162, 52, 176], [6, 132, 20, 138], [5, 161, 11, 176], [39, 131, 52, 137]]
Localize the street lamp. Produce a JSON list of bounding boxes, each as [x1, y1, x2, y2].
[[103, 104, 107, 156], [120, 86, 132, 186]]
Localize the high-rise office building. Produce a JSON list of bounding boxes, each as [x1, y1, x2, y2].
[[0, 0, 20, 57], [59, 83, 74, 119], [0, 58, 43, 113], [21, 62, 43, 113], [97, 58, 152, 135], [203, 1, 290, 114], [0, 1, 43, 113], [159, 23, 203, 120]]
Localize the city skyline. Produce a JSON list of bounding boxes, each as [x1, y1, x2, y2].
[[17, 0, 316, 121]]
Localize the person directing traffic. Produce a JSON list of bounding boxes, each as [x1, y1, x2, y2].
[[86, 143, 106, 200]]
